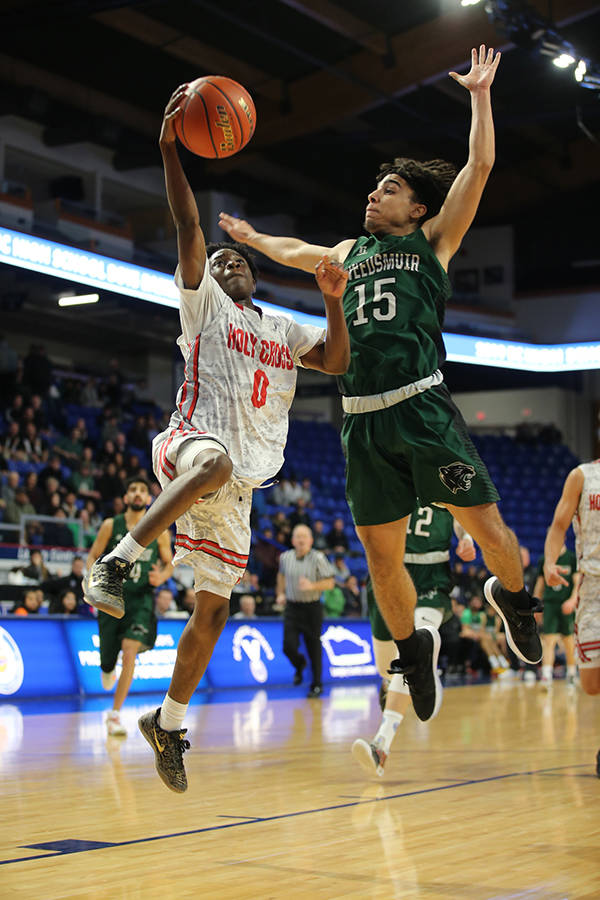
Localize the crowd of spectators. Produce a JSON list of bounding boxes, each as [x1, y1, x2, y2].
[[0, 338, 561, 680]]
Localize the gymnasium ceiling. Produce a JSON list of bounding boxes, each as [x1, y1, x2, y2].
[[0, 0, 599, 304]]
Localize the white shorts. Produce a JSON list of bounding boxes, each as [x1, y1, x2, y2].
[[575, 574, 600, 668], [152, 426, 252, 599]]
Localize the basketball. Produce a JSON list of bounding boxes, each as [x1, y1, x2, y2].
[[175, 76, 256, 159]]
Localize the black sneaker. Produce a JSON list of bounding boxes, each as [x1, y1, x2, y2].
[[293, 655, 306, 686], [388, 626, 442, 722], [84, 556, 132, 619], [307, 684, 323, 698], [138, 708, 191, 793], [484, 577, 542, 665]]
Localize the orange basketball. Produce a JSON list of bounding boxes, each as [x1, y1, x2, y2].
[[175, 76, 256, 159]]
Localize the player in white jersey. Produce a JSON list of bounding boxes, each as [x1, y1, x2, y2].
[[83, 84, 350, 793], [543, 460, 600, 776]]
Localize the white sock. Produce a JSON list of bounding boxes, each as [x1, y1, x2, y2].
[[542, 665, 553, 680], [159, 694, 188, 732], [499, 655, 509, 667], [490, 654, 499, 668], [566, 665, 577, 677], [373, 710, 403, 754], [104, 533, 145, 564]]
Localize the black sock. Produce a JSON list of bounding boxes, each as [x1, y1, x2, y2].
[[502, 586, 530, 610], [395, 629, 420, 666]]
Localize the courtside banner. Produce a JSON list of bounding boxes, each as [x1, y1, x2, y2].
[[0, 617, 376, 697]]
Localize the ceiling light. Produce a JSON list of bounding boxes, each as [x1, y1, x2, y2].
[[58, 293, 100, 307], [460, 0, 483, 6], [574, 59, 587, 82], [552, 53, 575, 69]]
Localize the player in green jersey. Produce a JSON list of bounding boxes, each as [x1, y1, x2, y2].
[[533, 546, 579, 689], [352, 505, 476, 777], [86, 478, 173, 736], [220, 45, 542, 723]]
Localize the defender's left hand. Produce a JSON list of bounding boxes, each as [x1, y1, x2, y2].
[[315, 255, 348, 299]]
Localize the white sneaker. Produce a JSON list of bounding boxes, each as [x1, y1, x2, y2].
[[497, 668, 518, 682], [101, 669, 117, 691], [540, 675, 553, 690], [106, 712, 127, 736], [352, 739, 387, 777], [523, 670, 537, 684]]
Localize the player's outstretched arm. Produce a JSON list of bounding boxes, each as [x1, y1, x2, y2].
[[219, 212, 354, 274], [160, 85, 206, 289], [300, 256, 350, 375], [423, 45, 500, 270], [544, 467, 583, 586]]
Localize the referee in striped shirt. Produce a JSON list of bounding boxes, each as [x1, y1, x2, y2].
[[277, 524, 335, 697]]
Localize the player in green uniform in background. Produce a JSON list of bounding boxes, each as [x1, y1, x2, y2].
[[220, 45, 541, 723], [353, 505, 476, 776], [533, 546, 579, 689], [86, 478, 173, 735]]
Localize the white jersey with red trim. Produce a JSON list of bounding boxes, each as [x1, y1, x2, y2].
[[573, 461, 600, 576], [168, 262, 326, 485]]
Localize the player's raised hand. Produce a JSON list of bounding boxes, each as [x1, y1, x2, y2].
[[315, 255, 348, 300], [218, 213, 258, 244], [148, 564, 163, 587], [160, 84, 188, 145], [449, 45, 501, 92], [544, 562, 570, 588], [456, 536, 476, 562]]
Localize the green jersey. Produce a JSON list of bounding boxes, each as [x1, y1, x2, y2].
[[340, 229, 452, 396], [405, 505, 454, 600], [536, 550, 577, 605], [108, 514, 159, 607]]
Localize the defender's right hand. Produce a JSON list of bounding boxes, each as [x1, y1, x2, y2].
[[218, 212, 258, 244], [160, 84, 188, 146]]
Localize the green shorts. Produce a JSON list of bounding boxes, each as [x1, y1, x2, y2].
[[543, 601, 575, 636], [342, 383, 499, 526], [366, 577, 452, 642], [98, 595, 157, 672]]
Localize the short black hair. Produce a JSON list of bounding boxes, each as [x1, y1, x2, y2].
[[205, 241, 259, 282], [377, 158, 458, 222], [125, 476, 151, 492]]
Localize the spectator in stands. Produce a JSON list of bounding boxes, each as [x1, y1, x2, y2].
[[180, 587, 196, 616], [342, 575, 363, 617], [40, 479, 63, 514], [18, 422, 47, 462], [13, 588, 42, 616], [39, 454, 64, 491], [327, 516, 349, 553], [43, 508, 75, 548], [80, 377, 101, 407], [54, 426, 84, 465], [253, 528, 282, 591], [101, 412, 120, 445], [332, 552, 351, 586], [98, 439, 117, 467], [49, 588, 79, 615], [23, 344, 53, 397], [84, 499, 102, 531], [232, 595, 257, 619], [1, 421, 21, 457], [288, 497, 312, 531], [29, 394, 48, 431], [312, 519, 328, 551], [41, 556, 85, 605], [23, 472, 44, 511], [155, 587, 187, 619], [0, 470, 20, 511], [271, 477, 291, 506], [96, 460, 124, 503], [129, 416, 149, 450], [272, 510, 291, 545], [112, 496, 125, 516], [70, 462, 101, 502], [299, 477, 313, 505], [323, 583, 345, 617], [19, 548, 50, 583], [460, 594, 509, 674], [5, 393, 25, 426], [5, 487, 36, 525]]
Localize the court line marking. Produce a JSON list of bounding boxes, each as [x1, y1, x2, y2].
[[0, 762, 589, 867]]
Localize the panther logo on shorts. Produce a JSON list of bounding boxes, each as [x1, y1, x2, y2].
[[439, 461, 476, 494]]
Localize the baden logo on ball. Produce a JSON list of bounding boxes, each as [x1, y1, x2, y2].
[[174, 76, 256, 158]]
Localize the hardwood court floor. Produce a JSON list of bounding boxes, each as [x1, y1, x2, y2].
[[1, 680, 599, 900]]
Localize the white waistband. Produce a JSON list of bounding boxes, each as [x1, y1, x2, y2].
[[342, 370, 443, 414], [405, 550, 450, 565]]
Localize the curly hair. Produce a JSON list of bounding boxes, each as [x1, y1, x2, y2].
[[377, 158, 458, 222], [205, 241, 259, 282]]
